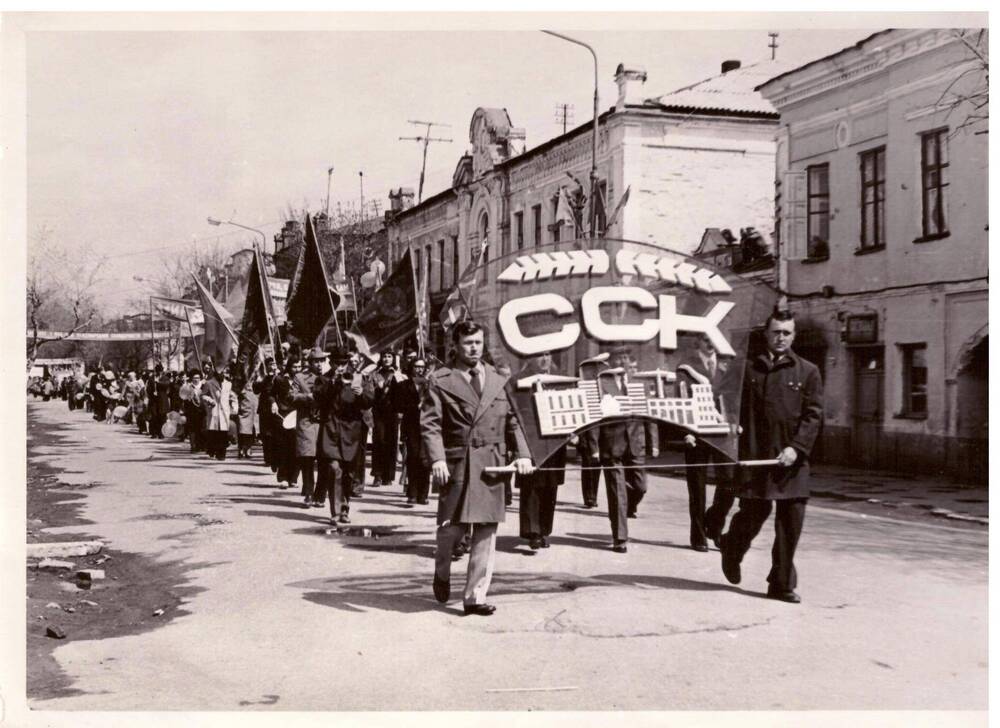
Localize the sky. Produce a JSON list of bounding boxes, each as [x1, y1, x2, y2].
[[22, 16, 899, 314]]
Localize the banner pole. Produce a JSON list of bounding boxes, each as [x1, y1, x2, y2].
[[484, 459, 780, 474]]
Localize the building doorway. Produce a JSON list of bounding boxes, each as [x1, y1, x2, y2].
[[955, 335, 987, 482], [851, 346, 884, 468]]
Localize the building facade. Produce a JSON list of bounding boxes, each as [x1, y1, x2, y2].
[[386, 59, 788, 362], [758, 29, 988, 481]]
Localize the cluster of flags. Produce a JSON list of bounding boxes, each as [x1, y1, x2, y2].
[[152, 202, 526, 376]]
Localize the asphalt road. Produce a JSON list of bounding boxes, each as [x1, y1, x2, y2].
[[24, 400, 988, 713]]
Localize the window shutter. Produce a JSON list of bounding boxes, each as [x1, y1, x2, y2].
[[782, 170, 808, 260]]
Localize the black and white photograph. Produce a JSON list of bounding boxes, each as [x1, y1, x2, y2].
[[3, 9, 990, 727]]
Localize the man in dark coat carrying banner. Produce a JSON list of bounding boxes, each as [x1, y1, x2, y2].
[[719, 310, 823, 604], [422, 321, 534, 616]]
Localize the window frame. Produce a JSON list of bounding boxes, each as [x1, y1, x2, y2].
[[514, 211, 524, 250], [917, 127, 950, 242], [806, 163, 830, 260], [898, 343, 928, 418], [858, 146, 886, 253], [531, 204, 542, 247]]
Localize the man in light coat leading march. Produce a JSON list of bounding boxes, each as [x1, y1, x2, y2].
[[422, 321, 534, 616]]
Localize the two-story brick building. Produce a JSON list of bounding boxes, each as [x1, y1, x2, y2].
[[386, 58, 789, 362], [757, 29, 988, 481]]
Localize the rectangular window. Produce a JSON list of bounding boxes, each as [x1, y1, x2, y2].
[[515, 211, 524, 250], [806, 164, 830, 259], [425, 243, 432, 288], [920, 128, 949, 239], [552, 197, 561, 243], [901, 343, 928, 416], [532, 205, 542, 247], [437, 239, 445, 292], [451, 235, 459, 286], [859, 146, 886, 250]]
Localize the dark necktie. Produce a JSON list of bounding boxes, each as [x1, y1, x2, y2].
[[470, 368, 482, 397]]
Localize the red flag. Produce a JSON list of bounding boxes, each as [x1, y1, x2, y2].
[[439, 243, 488, 330], [348, 248, 418, 354], [286, 214, 341, 348], [191, 277, 238, 366], [236, 245, 281, 377]]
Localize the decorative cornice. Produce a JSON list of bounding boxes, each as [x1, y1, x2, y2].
[[762, 29, 958, 111]]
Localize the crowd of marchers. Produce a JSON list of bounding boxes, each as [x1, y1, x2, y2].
[[29, 310, 822, 614]]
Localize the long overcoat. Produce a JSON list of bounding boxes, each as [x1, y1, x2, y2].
[[289, 371, 320, 457], [314, 372, 374, 462], [237, 389, 259, 435], [202, 377, 236, 431], [737, 350, 823, 500], [421, 363, 531, 525]]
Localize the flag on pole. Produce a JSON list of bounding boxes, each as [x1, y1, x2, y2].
[[347, 248, 419, 355], [191, 277, 238, 367], [439, 242, 488, 330], [416, 247, 431, 357], [285, 214, 342, 348], [605, 184, 631, 230], [236, 244, 281, 379], [555, 187, 576, 227]]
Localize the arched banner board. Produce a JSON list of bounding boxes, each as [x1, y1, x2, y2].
[[466, 238, 777, 469]]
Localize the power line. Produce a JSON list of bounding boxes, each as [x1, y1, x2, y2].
[[399, 120, 453, 204]]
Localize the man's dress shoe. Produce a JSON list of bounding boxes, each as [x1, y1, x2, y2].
[[463, 603, 496, 616], [433, 575, 450, 604]]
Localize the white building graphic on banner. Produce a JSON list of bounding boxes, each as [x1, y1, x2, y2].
[[517, 367, 730, 437]]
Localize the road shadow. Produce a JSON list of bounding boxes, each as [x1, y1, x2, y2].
[[244, 508, 333, 525], [288, 570, 753, 615], [209, 495, 307, 509]]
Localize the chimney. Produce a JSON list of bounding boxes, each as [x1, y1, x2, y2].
[[614, 63, 648, 112], [721, 59, 741, 74], [389, 187, 416, 215]]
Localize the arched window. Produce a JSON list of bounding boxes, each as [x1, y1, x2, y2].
[[478, 211, 490, 264]]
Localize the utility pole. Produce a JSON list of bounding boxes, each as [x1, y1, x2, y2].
[[399, 120, 453, 204], [359, 171, 366, 237], [768, 32, 779, 60], [325, 166, 334, 217], [555, 103, 574, 134]]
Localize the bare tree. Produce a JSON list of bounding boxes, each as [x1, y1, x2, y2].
[[148, 238, 243, 365], [26, 226, 108, 370], [938, 29, 988, 137]]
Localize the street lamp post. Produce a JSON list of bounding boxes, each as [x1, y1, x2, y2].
[[206, 217, 269, 255], [542, 29, 600, 238]]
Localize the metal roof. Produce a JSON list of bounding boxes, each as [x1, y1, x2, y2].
[[647, 59, 797, 116]]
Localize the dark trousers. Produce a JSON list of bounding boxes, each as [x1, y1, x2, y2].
[[351, 431, 368, 497], [685, 447, 736, 547], [316, 458, 352, 516], [275, 428, 299, 486], [580, 448, 601, 506], [204, 430, 227, 460], [723, 497, 807, 592], [404, 449, 430, 503], [261, 427, 276, 471], [602, 452, 646, 541], [149, 413, 165, 438], [518, 477, 557, 539], [299, 456, 316, 499], [371, 413, 399, 484]]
